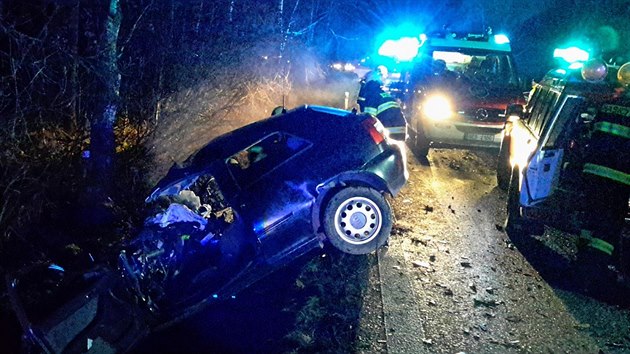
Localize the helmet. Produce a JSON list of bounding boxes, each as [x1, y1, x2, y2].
[[376, 65, 388, 79], [364, 65, 388, 84], [364, 70, 383, 84]]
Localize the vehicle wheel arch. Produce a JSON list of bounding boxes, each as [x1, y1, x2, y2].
[[311, 172, 390, 235]]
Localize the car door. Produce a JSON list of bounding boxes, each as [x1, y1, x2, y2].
[[523, 95, 584, 205], [226, 132, 316, 263]]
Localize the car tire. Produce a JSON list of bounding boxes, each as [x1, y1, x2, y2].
[[505, 169, 543, 240], [409, 122, 429, 157], [496, 135, 511, 191], [322, 186, 393, 255]]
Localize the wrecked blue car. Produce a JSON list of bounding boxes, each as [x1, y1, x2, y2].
[[8, 105, 408, 353]]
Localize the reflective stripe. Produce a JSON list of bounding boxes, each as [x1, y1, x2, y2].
[[580, 230, 615, 255], [589, 238, 615, 255], [357, 97, 366, 102], [583, 163, 630, 186], [594, 121, 630, 139], [387, 126, 406, 134], [377, 101, 399, 115], [364, 107, 377, 115]]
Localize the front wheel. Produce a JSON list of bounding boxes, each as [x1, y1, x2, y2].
[[322, 187, 393, 255], [409, 122, 429, 157], [496, 135, 511, 191]]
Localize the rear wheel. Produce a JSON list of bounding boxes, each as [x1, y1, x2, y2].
[[322, 186, 393, 255], [497, 135, 511, 190]]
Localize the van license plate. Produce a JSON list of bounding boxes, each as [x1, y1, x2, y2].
[[464, 133, 494, 142]]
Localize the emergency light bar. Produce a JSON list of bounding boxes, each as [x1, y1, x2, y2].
[[377, 37, 420, 62], [553, 46, 590, 64]]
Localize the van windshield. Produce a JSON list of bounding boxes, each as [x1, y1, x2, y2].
[[412, 48, 519, 88]]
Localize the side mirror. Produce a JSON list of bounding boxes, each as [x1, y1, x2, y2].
[[271, 106, 286, 116]]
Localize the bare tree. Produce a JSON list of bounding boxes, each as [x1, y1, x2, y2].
[[83, 0, 121, 223]]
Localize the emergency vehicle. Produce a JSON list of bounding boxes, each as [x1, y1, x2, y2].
[[498, 59, 630, 279], [402, 30, 525, 156]]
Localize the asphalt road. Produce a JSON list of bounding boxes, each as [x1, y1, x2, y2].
[[375, 147, 630, 353]]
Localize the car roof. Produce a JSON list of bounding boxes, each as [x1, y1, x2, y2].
[[182, 105, 362, 166], [538, 68, 619, 102]]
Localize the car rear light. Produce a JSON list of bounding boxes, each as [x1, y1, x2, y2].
[[362, 116, 386, 144]]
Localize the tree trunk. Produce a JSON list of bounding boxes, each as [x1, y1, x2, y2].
[[69, 0, 81, 129], [83, 0, 121, 225]]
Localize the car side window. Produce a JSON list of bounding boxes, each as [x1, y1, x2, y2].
[[525, 87, 548, 131], [526, 87, 560, 137], [536, 91, 561, 136], [525, 85, 542, 116], [226, 132, 311, 188], [542, 96, 585, 149]]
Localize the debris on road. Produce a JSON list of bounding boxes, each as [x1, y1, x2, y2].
[[412, 260, 431, 269], [473, 296, 500, 307]]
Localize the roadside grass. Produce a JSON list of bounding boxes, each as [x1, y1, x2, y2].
[[282, 248, 371, 353]]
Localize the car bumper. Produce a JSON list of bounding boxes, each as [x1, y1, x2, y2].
[[363, 143, 408, 196], [422, 119, 504, 148], [386, 125, 408, 142]]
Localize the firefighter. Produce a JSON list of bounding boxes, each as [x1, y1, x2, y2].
[[357, 66, 408, 141], [578, 96, 630, 283], [357, 65, 388, 112]]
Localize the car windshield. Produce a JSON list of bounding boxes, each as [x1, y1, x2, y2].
[[412, 48, 519, 88]]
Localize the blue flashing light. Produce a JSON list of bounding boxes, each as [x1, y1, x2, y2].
[[568, 62, 584, 70], [212, 294, 218, 299], [553, 46, 589, 63], [377, 37, 420, 62], [494, 34, 510, 45]]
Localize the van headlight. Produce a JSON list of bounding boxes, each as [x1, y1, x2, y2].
[[423, 95, 453, 121]]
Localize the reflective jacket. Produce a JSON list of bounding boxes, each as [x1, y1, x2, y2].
[[358, 80, 407, 141], [582, 101, 630, 186]]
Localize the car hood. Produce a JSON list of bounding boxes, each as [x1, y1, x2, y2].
[[425, 81, 523, 110]]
